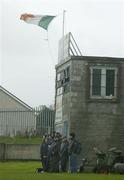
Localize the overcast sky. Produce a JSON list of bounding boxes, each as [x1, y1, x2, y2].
[[0, 0, 124, 108]]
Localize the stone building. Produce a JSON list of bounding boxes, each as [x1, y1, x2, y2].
[[55, 33, 124, 159]]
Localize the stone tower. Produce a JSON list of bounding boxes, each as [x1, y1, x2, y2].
[[55, 33, 124, 160]]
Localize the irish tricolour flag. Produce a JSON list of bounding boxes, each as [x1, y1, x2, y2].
[[20, 13, 55, 30]]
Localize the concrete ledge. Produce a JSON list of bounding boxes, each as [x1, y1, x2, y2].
[[0, 144, 40, 161]]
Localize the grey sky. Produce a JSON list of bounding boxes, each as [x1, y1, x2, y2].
[[0, 0, 124, 107]]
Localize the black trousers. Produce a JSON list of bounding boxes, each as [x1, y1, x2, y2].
[[41, 157, 49, 172]]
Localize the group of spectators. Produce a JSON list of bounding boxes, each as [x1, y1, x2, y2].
[[40, 132, 81, 173]]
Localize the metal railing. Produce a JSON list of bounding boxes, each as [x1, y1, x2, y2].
[[0, 107, 55, 137]]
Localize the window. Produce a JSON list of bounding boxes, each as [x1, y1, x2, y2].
[[57, 73, 61, 81], [90, 67, 118, 99], [56, 66, 70, 95], [57, 87, 63, 96], [92, 69, 101, 96]]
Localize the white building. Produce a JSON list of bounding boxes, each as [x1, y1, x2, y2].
[[0, 86, 35, 136]]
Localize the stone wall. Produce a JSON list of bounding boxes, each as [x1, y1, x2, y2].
[[57, 56, 124, 162], [0, 143, 5, 160], [0, 144, 40, 161]]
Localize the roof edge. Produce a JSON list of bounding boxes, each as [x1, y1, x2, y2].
[[55, 55, 124, 68], [0, 86, 33, 110]]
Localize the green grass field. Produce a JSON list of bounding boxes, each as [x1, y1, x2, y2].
[[0, 162, 124, 180], [0, 136, 42, 144]]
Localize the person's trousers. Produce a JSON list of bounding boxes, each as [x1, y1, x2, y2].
[[69, 153, 78, 173], [42, 157, 49, 172]]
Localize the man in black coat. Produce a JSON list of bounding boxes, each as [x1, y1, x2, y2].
[[48, 136, 62, 172], [40, 137, 49, 172], [59, 137, 69, 172]]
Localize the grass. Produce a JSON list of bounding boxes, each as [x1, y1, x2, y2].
[[0, 162, 124, 180], [0, 136, 42, 144]]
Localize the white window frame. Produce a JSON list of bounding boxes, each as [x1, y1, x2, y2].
[[57, 87, 63, 96], [90, 66, 118, 99], [57, 73, 61, 81]]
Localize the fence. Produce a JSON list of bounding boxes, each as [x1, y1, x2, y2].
[[0, 107, 55, 137]]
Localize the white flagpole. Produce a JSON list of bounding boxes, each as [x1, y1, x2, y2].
[[62, 10, 66, 61]]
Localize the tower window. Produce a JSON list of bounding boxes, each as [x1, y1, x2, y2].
[[90, 67, 118, 99]]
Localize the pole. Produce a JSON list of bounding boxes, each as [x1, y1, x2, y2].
[[62, 10, 66, 60]]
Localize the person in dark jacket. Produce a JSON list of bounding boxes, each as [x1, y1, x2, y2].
[[49, 136, 62, 172], [68, 132, 78, 173], [59, 137, 69, 172], [40, 137, 49, 172], [47, 137, 56, 172]]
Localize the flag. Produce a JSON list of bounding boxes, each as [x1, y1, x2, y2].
[[20, 13, 55, 30]]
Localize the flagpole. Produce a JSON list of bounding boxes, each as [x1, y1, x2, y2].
[[62, 10, 66, 61]]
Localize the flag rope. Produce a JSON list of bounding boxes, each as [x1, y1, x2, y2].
[[46, 30, 56, 67]]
